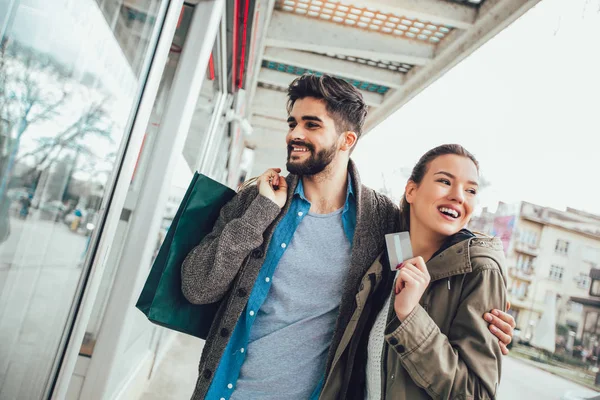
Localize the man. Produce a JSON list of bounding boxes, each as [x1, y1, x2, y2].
[[181, 74, 514, 400]]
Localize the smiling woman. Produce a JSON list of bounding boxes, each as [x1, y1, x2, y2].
[[320, 143, 509, 400], [399, 144, 479, 233]]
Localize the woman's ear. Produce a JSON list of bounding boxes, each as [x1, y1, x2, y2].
[[405, 180, 417, 204], [340, 131, 358, 152]]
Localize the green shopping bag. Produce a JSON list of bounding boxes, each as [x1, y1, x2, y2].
[[136, 173, 235, 339]]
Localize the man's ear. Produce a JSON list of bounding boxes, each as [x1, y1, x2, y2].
[[405, 180, 418, 204], [340, 131, 358, 152]]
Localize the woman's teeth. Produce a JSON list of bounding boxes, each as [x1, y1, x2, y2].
[[439, 207, 459, 218]]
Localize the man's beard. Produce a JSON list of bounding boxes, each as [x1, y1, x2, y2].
[[286, 141, 337, 176]]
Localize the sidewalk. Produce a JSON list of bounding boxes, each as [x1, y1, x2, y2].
[[140, 333, 204, 400], [142, 334, 599, 400]]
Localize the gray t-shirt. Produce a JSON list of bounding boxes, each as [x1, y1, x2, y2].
[[231, 207, 352, 400]]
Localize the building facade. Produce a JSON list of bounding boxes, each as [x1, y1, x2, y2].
[[471, 202, 600, 345]]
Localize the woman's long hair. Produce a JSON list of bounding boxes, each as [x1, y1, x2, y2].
[[399, 144, 479, 231]]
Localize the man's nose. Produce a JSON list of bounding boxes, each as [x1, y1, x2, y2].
[[286, 127, 305, 142]]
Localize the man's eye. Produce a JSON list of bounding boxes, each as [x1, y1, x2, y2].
[[307, 123, 319, 128], [288, 124, 296, 129]]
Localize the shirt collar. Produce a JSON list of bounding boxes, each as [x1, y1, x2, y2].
[[294, 173, 355, 204]]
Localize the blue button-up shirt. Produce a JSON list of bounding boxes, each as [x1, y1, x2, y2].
[[206, 175, 357, 400]]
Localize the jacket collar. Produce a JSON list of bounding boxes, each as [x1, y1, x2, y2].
[[426, 234, 504, 281], [294, 172, 355, 205], [426, 239, 473, 282]]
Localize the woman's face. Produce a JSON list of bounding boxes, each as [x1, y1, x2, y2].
[[406, 154, 479, 238]]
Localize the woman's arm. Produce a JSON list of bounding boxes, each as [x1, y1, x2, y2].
[[386, 260, 507, 399]]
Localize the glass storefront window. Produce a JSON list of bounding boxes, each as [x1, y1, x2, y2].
[[0, 0, 167, 398], [151, 19, 226, 285], [75, 2, 227, 395], [182, 38, 223, 172], [79, 18, 185, 360]]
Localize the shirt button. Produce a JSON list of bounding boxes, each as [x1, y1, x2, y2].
[[203, 369, 212, 379], [241, 348, 245, 353], [220, 328, 230, 337], [281, 243, 286, 248], [265, 277, 270, 283], [396, 344, 406, 353], [228, 383, 233, 389], [220, 398, 225, 400], [298, 211, 303, 216], [389, 337, 398, 346], [249, 310, 255, 316]]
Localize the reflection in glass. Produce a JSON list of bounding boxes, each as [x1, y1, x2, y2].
[[183, 38, 223, 172], [0, 0, 165, 398]]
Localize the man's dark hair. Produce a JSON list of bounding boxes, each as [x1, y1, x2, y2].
[[286, 74, 368, 139]]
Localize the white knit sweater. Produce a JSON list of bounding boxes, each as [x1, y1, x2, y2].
[[364, 271, 397, 399]]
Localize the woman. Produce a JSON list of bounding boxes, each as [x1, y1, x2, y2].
[[320, 144, 508, 400]]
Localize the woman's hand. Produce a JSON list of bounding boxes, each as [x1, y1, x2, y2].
[[258, 168, 288, 209], [394, 256, 431, 321]]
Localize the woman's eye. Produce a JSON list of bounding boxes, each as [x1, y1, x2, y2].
[[467, 189, 478, 195], [437, 178, 451, 185]]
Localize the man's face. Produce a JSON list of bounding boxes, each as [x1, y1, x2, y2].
[[285, 97, 341, 176]]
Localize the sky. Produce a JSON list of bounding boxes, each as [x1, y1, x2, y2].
[[352, 0, 600, 216]]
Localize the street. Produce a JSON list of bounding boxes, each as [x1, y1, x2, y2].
[[499, 357, 599, 399]]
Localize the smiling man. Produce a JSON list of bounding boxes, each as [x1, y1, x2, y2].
[[180, 74, 515, 400]]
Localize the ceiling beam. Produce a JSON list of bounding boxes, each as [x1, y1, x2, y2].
[[347, 0, 477, 30], [266, 10, 434, 66], [262, 47, 405, 89], [364, 0, 542, 133], [252, 87, 288, 120], [258, 68, 384, 107]]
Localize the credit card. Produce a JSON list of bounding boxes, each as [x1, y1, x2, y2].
[[385, 232, 413, 270]]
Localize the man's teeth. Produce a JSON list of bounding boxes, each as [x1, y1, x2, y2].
[[439, 207, 459, 218], [292, 147, 308, 152]]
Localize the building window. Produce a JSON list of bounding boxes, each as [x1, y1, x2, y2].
[[530, 232, 538, 245], [591, 279, 600, 297], [576, 273, 592, 290], [520, 230, 538, 246], [510, 281, 529, 298], [567, 301, 584, 314], [516, 254, 534, 272], [583, 246, 600, 267], [549, 265, 565, 281], [555, 239, 570, 255]]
